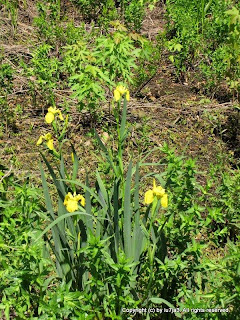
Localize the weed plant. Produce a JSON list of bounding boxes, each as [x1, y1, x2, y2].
[[71, 0, 157, 31], [164, 0, 240, 99], [0, 63, 14, 133], [1, 0, 19, 36]]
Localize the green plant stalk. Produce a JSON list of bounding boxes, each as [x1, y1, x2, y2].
[[142, 242, 157, 304], [115, 100, 124, 177]]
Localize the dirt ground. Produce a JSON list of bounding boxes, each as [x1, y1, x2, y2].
[[0, 1, 239, 184]]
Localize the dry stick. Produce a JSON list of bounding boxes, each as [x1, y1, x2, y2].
[[133, 72, 158, 97], [129, 103, 233, 112], [0, 89, 29, 98], [0, 164, 13, 184]]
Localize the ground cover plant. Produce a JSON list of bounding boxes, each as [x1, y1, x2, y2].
[[0, 0, 240, 319]]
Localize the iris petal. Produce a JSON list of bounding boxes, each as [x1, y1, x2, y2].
[[45, 112, 55, 124], [66, 199, 79, 213], [154, 186, 165, 198], [114, 89, 121, 101], [48, 107, 57, 114], [37, 135, 44, 145], [44, 133, 52, 140], [58, 110, 64, 121], [80, 195, 86, 207], [64, 192, 85, 212], [144, 190, 154, 204], [153, 179, 157, 190], [46, 139, 54, 150], [118, 85, 125, 95], [161, 193, 168, 208]]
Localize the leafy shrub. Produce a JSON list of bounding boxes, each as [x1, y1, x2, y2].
[[176, 239, 240, 319], [0, 176, 53, 319], [203, 168, 240, 244], [134, 34, 162, 90], [71, 0, 157, 31], [23, 44, 60, 105], [165, 0, 240, 98], [25, 21, 156, 118], [71, 0, 117, 24], [63, 30, 140, 117], [34, 0, 62, 44]]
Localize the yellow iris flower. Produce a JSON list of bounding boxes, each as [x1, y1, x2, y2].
[[160, 193, 168, 208], [144, 179, 168, 208], [45, 107, 64, 124], [114, 85, 130, 102], [64, 192, 85, 213], [37, 133, 54, 150]]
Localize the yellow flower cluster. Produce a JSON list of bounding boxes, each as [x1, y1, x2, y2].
[[45, 107, 64, 124], [144, 179, 168, 208], [37, 106, 65, 150], [36, 133, 54, 150], [114, 85, 130, 102], [64, 192, 85, 213]]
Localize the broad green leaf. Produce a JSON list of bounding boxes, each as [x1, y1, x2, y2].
[[94, 130, 118, 176], [84, 174, 93, 233], [71, 145, 79, 181], [39, 161, 68, 278], [120, 95, 127, 142], [149, 298, 181, 317], [123, 161, 132, 259], [113, 179, 121, 256], [35, 210, 92, 242]]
